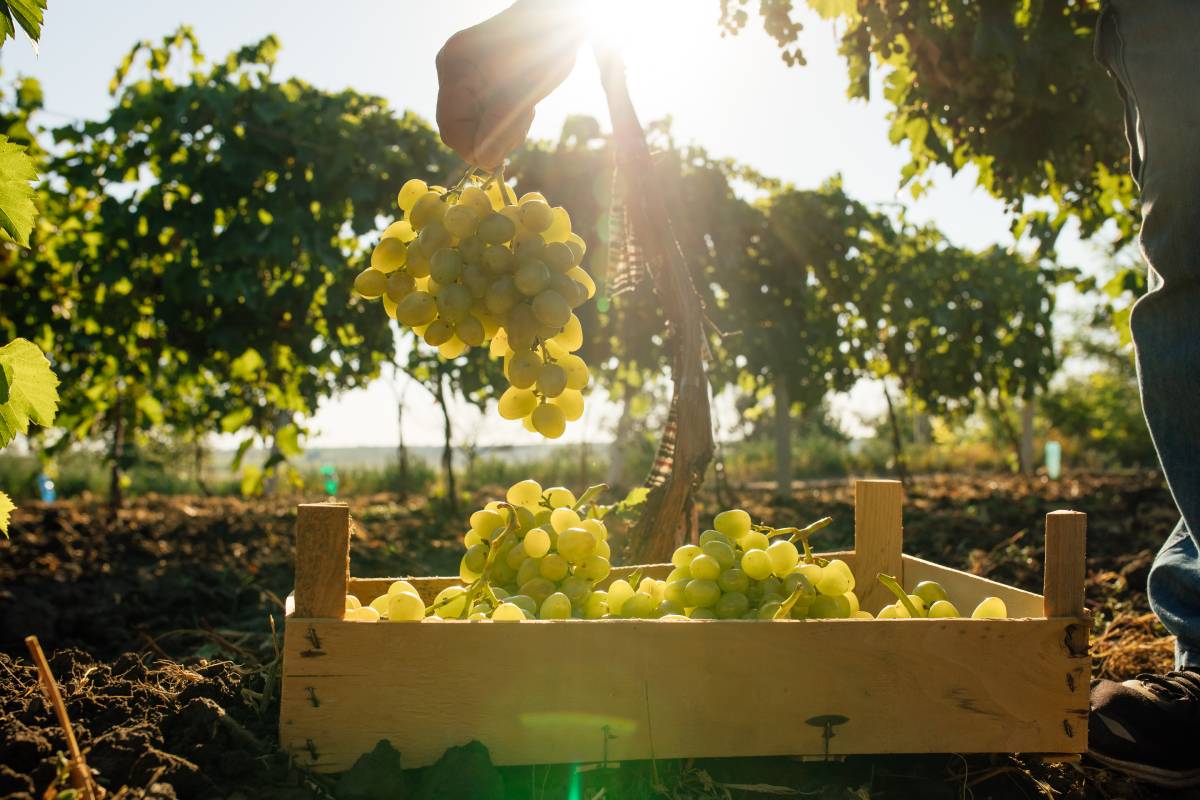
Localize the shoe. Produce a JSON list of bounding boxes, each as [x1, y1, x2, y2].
[[1088, 669, 1200, 788]]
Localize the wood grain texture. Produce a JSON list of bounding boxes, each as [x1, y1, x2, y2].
[[294, 503, 350, 619], [280, 615, 1088, 771], [901, 555, 1045, 618], [1043, 511, 1087, 618], [854, 481, 904, 613]]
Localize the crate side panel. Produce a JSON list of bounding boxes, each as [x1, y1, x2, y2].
[[280, 617, 1086, 771], [902, 555, 1045, 618]]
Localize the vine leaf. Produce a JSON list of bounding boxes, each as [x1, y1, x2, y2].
[[0, 0, 46, 51], [0, 338, 59, 447], [0, 135, 37, 247], [0, 489, 13, 536]]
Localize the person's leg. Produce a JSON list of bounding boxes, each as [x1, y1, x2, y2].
[[1098, 0, 1200, 669], [1088, 1, 1200, 787]]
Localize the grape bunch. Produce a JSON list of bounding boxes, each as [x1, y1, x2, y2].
[[875, 574, 1008, 619], [657, 510, 870, 620], [352, 175, 596, 439]]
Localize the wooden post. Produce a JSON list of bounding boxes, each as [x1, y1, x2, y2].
[[854, 480, 904, 613], [1043, 511, 1086, 618], [294, 503, 351, 619]]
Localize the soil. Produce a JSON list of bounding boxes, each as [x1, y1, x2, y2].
[[0, 473, 1190, 799]]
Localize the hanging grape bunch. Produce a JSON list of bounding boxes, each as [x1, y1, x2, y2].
[[352, 173, 597, 439]]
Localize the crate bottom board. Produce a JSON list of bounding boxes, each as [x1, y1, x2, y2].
[[280, 615, 1088, 772]]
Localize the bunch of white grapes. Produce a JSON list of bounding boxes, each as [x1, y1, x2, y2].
[[352, 176, 596, 439], [875, 575, 1008, 619], [656, 509, 869, 620]]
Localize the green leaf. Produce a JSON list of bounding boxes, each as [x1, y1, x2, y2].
[[623, 486, 650, 507], [5, 0, 46, 48], [221, 406, 254, 433], [274, 423, 302, 459], [230, 435, 254, 470], [0, 135, 38, 247], [0, 338, 59, 448], [230, 348, 265, 382], [135, 393, 164, 425], [0, 489, 13, 537]]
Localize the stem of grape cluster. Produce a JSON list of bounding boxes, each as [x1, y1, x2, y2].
[[877, 573, 922, 618], [456, 502, 520, 619]]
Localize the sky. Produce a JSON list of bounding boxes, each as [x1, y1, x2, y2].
[[2, 0, 1122, 448]]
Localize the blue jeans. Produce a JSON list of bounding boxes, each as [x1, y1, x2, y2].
[[1096, 0, 1200, 670]]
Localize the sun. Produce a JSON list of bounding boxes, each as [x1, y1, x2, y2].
[[582, 0, 714, 61]]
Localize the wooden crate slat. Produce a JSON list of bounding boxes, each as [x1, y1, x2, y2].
[[853, 481, 904, 613], [901, 555, 1046, 619], [280, 615, 1088, 771]]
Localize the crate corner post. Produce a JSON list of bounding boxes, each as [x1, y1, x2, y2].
[[1043, 510, 1087, 619], [853, 479, 904, 613], [293, 501, 352, 619]]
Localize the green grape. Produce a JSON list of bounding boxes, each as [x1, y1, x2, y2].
[[423, 319, 454, 347], [463, 543, 488, 575], [371, 238, 408, 273], [741, 549, 772, 581], [567, 267, 595, 300], [701, 540, 735, 570], [565, 232, 587, 263], [655, 599, 685, 617], [513, 231, 545, 262], [430, 248, 464, 285], [505, 541, 528, 570], [809, 594, 852, 619], [543, 241, 575, 272], [382, 219, 416, 243], [531, 402, 566, 439], [369, 594, 390, 617], [757, 601, 782, 620], [539, 553, 569, 582], [531, 290, 571, 328], [971, 597, 1007, 619], [583, 590, 608, 619], [551, 389, 584, 422], [549, 273, 587, 308], [437, 337, 467, 360], [443, 203, 480, 238], [435, 284, 472, 324], [396, 291, 438, 326], [354, 268, 387, 299], [713, 509, 752, 540], [492, 602, 525, 622], [346, 606, 381, 622], [559, 575, 591, 606], [689, 554, 721, 581], [519, 199, 554, 232], [514, 261, 551, 296], [684, 578, 720, 608], [699, 529, 732, 548], [690, 607, 717, 620], [455, 315, 485, 347], [607, 579, 634, 615], [507, 478, 542, 508], [417, 219, 450, 258], [622, 592, 655, 619], [483, 244, 515, 274], [664, 579, 689, 606], [715, 591, 750, 619], [816, 565, 851, 597], [397, 178, 428, 212], [542, 486, 574, 506], [544, 206, 571, 242], [550, 506, 581, 532], [553, 314, 583, 351], [433, 586, 467, 619], [759, 576, 783, 599], [516, 557, 542, 587], [913, 581, 949, 607], [906, 594, 928, 617], [478, 212, 517, 245], [536, 363, 567, 398], [405, 247, 431, 278], [502, 350, 539, 390], [459, 235, 484, 265], [558, 354, 590, 390], [766, 540, 800, 576], [520, 577, 557, 605], [672, 544, 701, 567], [485, 276, 520, 316], [345, 595, 362, 610], [507, 594, 537, 615], [825, 561, 854, 592], [783, 572, 815, 602], [464, 529, 483, 549], [470, 508, 505, 538], [928, 599, 960, 618], [539, 592, 572, 620], [498, 387, 538, 420], [739, 530, 770, 551], [386, 580, 418, 597], [459, 185, 492, 217], [505, 304, 539, 349], [795, 562, 823, 585], [718, 568, 749, 595], [385, 271, 416, 302], [580, 554, 611, 582], [523, 527, 551, 558], [557, 527, 595, 564]]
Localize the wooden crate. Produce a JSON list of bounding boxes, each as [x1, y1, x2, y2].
[[280, 480, 1089, 772]]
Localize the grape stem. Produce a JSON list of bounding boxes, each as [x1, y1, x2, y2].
[[876, 573, 923, 618], [447, 165, 478, 200], [754, 516, 832, 563], [774, 582, 812, 620]]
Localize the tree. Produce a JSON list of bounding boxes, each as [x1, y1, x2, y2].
[[720, 0, 1133, 252], [10, 28, 456, 501]]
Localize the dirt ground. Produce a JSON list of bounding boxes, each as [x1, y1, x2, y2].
[[0, 472, 1190, 799]]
